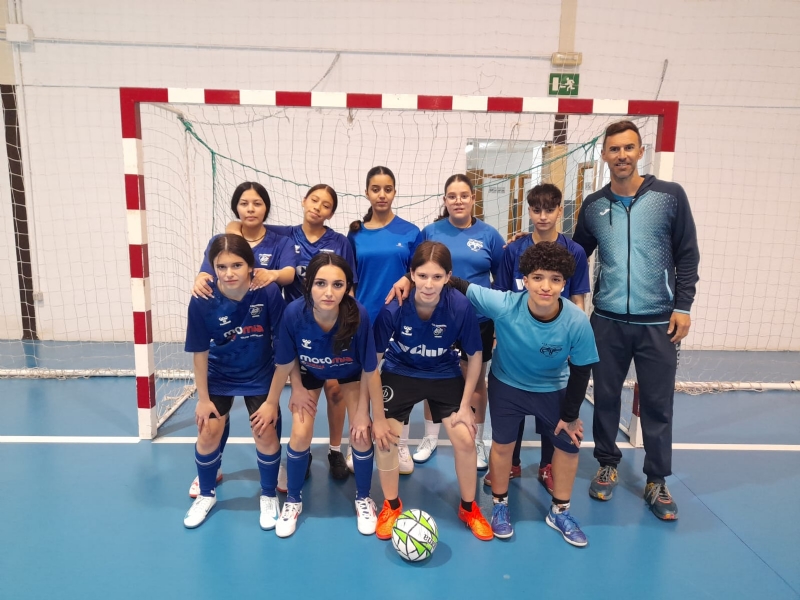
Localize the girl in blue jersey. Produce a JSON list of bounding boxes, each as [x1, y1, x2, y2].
[[252, 252, 383, 538], [183, 234, 286, 530], [388, 174, 505, 470], [372, 242, 493, 541], [348, 166, 420, 475], [229, 184, 355, 482]]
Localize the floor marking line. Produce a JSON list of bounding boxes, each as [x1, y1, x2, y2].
[[0, 436, 140, 444]]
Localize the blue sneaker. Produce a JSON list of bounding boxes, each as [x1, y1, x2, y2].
[[546, 507, 588, 547], [491, 502, 514, 539]]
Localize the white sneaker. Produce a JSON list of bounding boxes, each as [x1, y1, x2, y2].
[[277, 463, 288, 494], [259, 495, 280, 530], [413, 435, 438, 463], [184, 494, 216, 528], [355, 497, 378, 535], [398, 444, 414, 475], [345, 448, 354, 473], [188, 468, 223, 498], [276, 501, 302, 538], [476, 439, 488, 470]]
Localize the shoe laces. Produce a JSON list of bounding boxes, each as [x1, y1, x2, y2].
[[281, 502, 300, 520], [398, 445, 411, 461], [355, 497, 376, 519], [260, 495, 278, 511], [596, 465, 616, 483], [650, 483, 673, 503], [492, 502, 510, 522], [191, 495, 214, 513], [555, 510, 581, 532], [418, 436, 437, 452]]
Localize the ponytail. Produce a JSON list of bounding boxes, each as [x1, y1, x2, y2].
[[349, 207, 375, 234], [332, 295, 361, 354]]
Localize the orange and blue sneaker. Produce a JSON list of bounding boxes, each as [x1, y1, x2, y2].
[[644, 482, 679, 520], [376, 499, 403, 540], [588, 465, 618, 500], [458, 501, 493, 541]]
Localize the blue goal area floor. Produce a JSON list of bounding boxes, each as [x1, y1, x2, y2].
[[1, 377, 799, 599]]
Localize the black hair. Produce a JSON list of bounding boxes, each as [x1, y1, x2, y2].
[[603, 120, 642, 148], [230, 182, 271, 221], [518, 241, 575, 280], [349, 166, 396, 233], [305, 184, 338, 215], [303, 253, 360, 354], [208, 233, 256, 270], [435, 173, 475, 222], [410, 241, 452, 274], [527, 183, 562, 210]]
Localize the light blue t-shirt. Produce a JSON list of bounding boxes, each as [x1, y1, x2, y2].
[[466, 285, 599, 392], [613, 193, 635, 208]]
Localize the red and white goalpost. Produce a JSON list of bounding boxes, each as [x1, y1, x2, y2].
[[121, 87, 679, 440]]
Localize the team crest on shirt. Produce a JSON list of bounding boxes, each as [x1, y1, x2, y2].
[[539, 343, 563, 357], [218, 315, 231, 325], [249, 304, 263, 318], [401, 326, 413, 337], [432, 323, 447, 338], [467, 239, 484, 252], [301, 339, 312, 349], [258, 253, 272, 266]]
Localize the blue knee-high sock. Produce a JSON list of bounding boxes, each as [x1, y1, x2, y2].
[[195, 445, 222, 497], [351, 445, 374, 501], [257, 448, 281, 497], [286, 444, 310, 503], [218, 416, 231, 455]]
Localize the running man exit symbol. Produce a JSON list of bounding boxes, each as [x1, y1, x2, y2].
[[549, 73, 580, 96]]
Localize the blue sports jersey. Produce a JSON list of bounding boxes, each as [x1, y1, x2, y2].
[[348, 216, 420, 324], [271, 225, 358, 302], [494, 233, 590, 297], [275, 297, 378, 380], [185, 283, 285, 396], [199, 231, 296, 275], [375, 286, 481, 379], [416, 218, 505, 322], [466, 285, 598, 392]]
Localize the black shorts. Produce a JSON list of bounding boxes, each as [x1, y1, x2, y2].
[[300, 366, 361, 391], [381, 371, 464, 424], [456, 319, 494, 363], [209, 393, 271, 417]]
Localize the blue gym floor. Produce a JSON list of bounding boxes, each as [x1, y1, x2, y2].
[[1, 377, 799, 599]]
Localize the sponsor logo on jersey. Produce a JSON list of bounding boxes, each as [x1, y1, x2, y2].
[[396, 243, 403, 247], [515, 278, 524, 291], [382, 385, 393, 402], [432, 323, 447, 338], [218, 316, 231, 325], [301, 339, 312, 349], [401, 325, 413, 337], [249, 304, 263, 317], [396, 341, 449, 357], [299, 354, 354, 366], [297, 265, 307, 279], [539, 343, 563, 357], [223, 324, 264, 339], [294, 245, 301, 254], [467, 239, 484, 252], [258, 253, 272, 266], [319, 248, 334, 254]]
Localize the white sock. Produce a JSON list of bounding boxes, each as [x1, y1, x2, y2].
[[552, 501, 570, 514], [424, 419, 440, 438], [476, 423, 485, 442], [400, 422, 410, 447], [329, 444, 341, 453]]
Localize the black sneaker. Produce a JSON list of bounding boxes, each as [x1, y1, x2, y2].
[[305, 453, 313, 480], [327, 450, 349, 480], [644, 482, 678, 520]]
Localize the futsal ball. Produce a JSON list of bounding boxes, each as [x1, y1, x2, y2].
[[391, 509, 438, 562]]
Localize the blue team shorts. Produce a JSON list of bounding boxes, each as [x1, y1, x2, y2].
[[487, 371, 579, 454]]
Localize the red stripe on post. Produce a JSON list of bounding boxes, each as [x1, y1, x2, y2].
[[347, 93, 383, 109], [628, 100, 679, 153], [129, 244, 150, 279], [276, 91, 312, 107], [125, 174, 145, 210], [488, 97, 523, 113], [137, 374, 156, 409], [204, 89, 240, 105], [557, 98, 594, 114], [133, 311, 153, 345], [418, 95, 453, 111], [120, 88, 169, 138]]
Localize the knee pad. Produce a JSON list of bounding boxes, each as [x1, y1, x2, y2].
[[374, 418, 403, 472]]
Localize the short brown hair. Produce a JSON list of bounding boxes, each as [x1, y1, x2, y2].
[[603, 120, 642, 148], [527, 183, 562, 210]]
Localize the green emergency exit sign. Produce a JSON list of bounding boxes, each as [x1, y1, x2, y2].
[[549, 73, 580, 96]]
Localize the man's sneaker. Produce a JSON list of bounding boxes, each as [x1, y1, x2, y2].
[[475, 439, 488, 470], [412, 435, 438, 463], [328, 450, 349, 480], [188, 468, 223, 498], [275, 501, 302, 538], [376, 499, 403, 540], [644, 482, 679, 521], [398, 444, 414, 475], [538, 463, 554, 495], [184, 494, 216, 528], [277, 463, 288, 494], [546, 507, 588, 547], [483, 464, 522, 487], [345, 448, 355, 473], [259, 495, 280, 530], [589, 465, 618, 500], [355, 497, 378, 535], [490, 502, 513, 539], [458, 501, 493, 541]]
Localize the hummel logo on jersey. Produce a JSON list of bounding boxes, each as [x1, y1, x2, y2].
[[218, 316, 231, 325], [401, 326, 413, 337], [249, 304, 263, 317], [539, 343, 563, 357], [301, 339, 312, 349], [432, 323, 447, 338], [294, 245, 301, 254], [258, 253, 272, 266], [467, 239, 483, 252], [600, 208, 611, 215]]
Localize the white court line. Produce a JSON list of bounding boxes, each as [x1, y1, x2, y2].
[[1, 436, 799, 451]]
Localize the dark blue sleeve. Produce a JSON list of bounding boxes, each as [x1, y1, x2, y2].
[[269, 225, 293, 238], [265, 284, 286, 341], [373, 303, 397, 354], [457, 300, 482, 356], [494, 245, 516, 291], [272, 235, 298, 271], [670, 184, 700, 312], [355, 306, 378, 372], [573, 198, 598, 257], [185, 298, 211, 352], [488, 228, 505, 281], [339, 236, 359, 284], [198, 236, 217, 275], [569, 243, 591, 295], [274, 304, 298, 365]]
